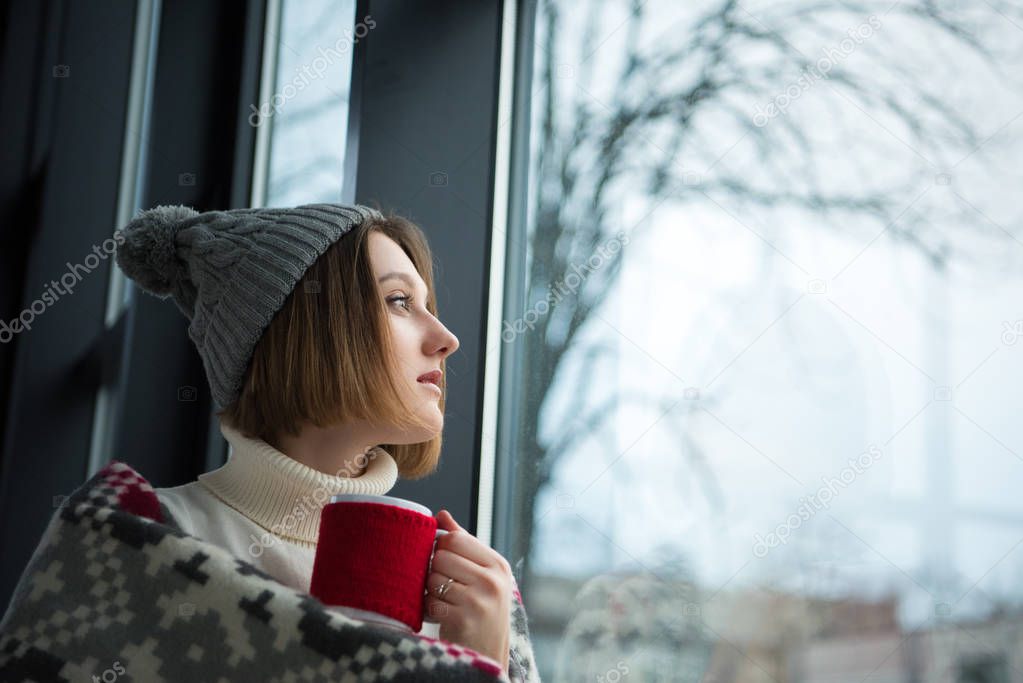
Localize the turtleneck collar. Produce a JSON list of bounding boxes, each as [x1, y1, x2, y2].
[[197, 419, 399, 545]]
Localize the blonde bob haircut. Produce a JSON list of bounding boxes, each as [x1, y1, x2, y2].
[[216, 211, 445, 480]]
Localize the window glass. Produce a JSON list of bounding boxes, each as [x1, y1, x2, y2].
[[505, 1, 1023, 679], [261, 0, 361, 206]]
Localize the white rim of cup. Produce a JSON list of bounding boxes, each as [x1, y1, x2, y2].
[[328, 493, 432, 517], [333, 604, 413, 633]]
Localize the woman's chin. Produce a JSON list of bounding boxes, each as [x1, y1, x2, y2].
[[418, 415, 444, 439], [397, 417, 444, 444]]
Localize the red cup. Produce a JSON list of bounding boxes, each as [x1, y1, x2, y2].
[[310, 493, 448, 633]]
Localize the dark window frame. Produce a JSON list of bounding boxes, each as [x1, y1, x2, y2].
[[0, 0, 531, 609]]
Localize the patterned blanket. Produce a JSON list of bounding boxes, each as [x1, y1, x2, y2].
[[0, 462, 541, 682]]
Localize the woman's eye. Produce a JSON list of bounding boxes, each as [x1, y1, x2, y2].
[[387, 294, 413, 312]]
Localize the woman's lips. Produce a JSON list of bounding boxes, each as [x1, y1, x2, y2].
[[417, 369, 442, 384]]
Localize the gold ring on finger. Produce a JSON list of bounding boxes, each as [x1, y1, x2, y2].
[[435, 577, 455, 598]]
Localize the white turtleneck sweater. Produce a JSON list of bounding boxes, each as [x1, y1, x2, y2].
[[154, 418, 440, 638]]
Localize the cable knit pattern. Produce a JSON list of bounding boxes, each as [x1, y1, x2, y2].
[[114, 203, 383, 408]]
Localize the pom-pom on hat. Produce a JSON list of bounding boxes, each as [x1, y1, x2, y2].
[[114, 202, 383, 409]]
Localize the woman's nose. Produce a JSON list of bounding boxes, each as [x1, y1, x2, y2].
[[431, 323, 459, 358]]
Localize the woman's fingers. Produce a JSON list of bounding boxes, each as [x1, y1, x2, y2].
[[435, 510, 510, 574], [435, 509, 460, 533], [428, 548, 484, 598], [424, 572, 463, 610]]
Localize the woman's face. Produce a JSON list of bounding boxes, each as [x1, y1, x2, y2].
[[369, 231, 459, 441]]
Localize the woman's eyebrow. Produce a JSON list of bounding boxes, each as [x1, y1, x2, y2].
[[378, 271, 427, 294]]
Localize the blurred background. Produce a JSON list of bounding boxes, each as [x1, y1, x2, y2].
[[2, 0, 1023, 680]]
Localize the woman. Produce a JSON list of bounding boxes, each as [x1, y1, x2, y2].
[[112, 202, 531, 676]]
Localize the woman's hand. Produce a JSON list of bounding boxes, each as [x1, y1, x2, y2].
[[424, 509, 512, 675]]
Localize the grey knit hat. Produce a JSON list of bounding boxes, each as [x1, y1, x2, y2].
[[114, 202, 383, 409]]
